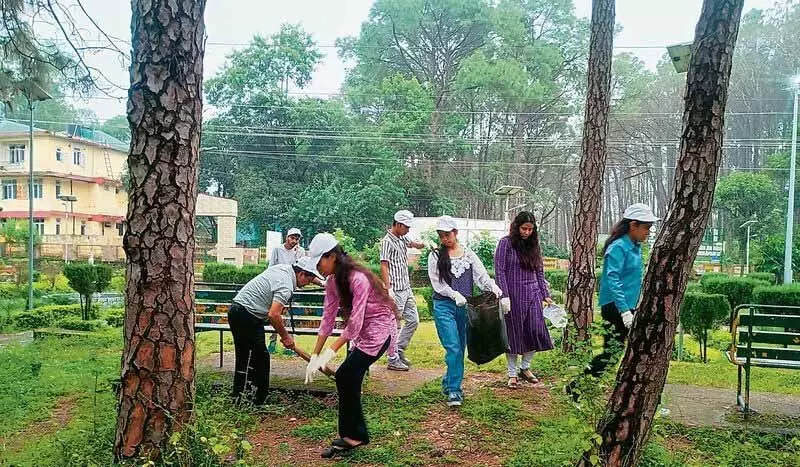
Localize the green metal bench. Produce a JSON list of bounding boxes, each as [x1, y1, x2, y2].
[[727, 304, 800, 414], [194, 282, 343, 367]]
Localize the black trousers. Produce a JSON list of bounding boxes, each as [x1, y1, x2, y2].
[[584, 303, 628, 378], [335, 337, 390, 444], [228, 302, 270, 405]]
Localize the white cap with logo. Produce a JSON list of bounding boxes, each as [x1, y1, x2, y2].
[[307, 233, 340, 273], [436, 215, 459, 232], [287, 227, 302, 238], [294, 256, 324, 280], [394, 210, 414, 227], [623, 203, 660, 223]]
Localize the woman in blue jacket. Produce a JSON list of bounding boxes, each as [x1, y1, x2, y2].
[[567, 203, 659, 399]]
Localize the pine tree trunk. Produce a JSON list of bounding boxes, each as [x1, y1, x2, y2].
[[114, 0, 206, 460], [579, 1, 744, 465], [565, 0, 615, 349]]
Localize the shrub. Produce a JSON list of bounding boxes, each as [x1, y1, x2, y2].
[[468, 231, 497, 269], [550, 290, 565, 304], [544, 270, 568, 293], [415, 287, 434, 321], [680, 293, 730, 363], [747, 272, 776, 284], [0, 283, 26, 299], [752, 284, 800, 307], [55, 317, 106, 331], [203, 262, 266, 284], [102, 307, 125, 327], [701, 276, 769, 311], [11, 304, 82, 329], [410, 269, 430, 287], [685, 282, 702, 295], [699, 272, 728, 288], [110, 275, 126, 293], [63, 262, 113, 320]]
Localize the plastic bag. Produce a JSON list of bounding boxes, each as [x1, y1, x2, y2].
[[543, 304, 568, 328], [466, 292, 509, 365]]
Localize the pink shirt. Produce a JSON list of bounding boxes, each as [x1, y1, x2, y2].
[[319, 270, 397, 357]]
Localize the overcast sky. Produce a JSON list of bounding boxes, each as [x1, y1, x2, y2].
[[69, 0, 783, 120]]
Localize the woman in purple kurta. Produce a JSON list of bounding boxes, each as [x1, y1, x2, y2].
[[494, 211, 554, 389]]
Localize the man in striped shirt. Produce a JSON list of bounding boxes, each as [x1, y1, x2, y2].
[[381, 210, 431, 371]]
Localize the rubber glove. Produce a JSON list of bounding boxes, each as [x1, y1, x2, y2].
[[453, 292, 467, 307], [491, 283, 503, 298], [500, 297, 511, 314], [621, 311, 634, 329]]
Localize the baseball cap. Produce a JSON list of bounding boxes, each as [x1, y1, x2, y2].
[[436, 216, 458, 232], [307, 232, 339, 273], [623, 204, 660, 223], [394, 210, 414, 227], [294, 256, 324, 280], [287, 227, 302, 238]]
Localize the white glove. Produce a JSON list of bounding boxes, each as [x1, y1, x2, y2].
[[453, 292, 467, 307], [491, 283, 503, 298], [621, 311, 634, 329], [305, 354, 320, 384], [500, 297, 511, 314], [318, 348, 336, 369], [422, 239, 437, 250]]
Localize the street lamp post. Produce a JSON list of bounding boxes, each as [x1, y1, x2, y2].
[[740, 219, 758, 276], [58, 195, 78, 262], [21, 81, 52, 310], [785, 77, 800, 284]]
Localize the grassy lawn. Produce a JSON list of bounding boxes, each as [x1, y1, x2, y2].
[[2, 310, 799, 465]]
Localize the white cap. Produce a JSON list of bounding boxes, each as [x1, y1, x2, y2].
[[394, 210, 414, 227], [294, 256, 324, 280], [623, 203, 660, 223], [287, 227, 302, 238], [436, 216, 458, 232], [307, 232, 339, 272]]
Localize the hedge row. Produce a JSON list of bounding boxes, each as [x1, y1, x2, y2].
[[700, 276, 770, 309], [753, 284, 800, 307], [13, 304, 84, 329], [202, 262, 267, 284]]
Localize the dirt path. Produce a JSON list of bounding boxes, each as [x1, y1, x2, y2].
[[0, 395, 78, 457]]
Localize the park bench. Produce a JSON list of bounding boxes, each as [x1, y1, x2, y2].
[[194, 282, 343, 368], [727, 304, 800, 413]]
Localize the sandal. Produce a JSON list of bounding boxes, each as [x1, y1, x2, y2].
[[507, 377, 519, 389], [519, 369, 540, 384], [321, 439, 362, 458]]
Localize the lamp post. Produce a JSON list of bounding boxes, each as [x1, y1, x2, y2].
[[784, 75, 800, 284], [493, 185, 525, 230], [21, 81, 52, 310], [740, 219, 758, 276]]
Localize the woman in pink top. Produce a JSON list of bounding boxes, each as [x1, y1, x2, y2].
[[304, 233, 397, 459]]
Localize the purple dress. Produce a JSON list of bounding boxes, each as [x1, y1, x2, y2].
[[494, 237, 553, 354]]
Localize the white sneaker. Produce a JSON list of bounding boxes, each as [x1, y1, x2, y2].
[[387, 356, 409, 371]]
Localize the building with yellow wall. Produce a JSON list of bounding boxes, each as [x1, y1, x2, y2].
[[0, 120, 128, 259]]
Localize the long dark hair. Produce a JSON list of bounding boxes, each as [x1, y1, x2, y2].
[[436, 246, 454, 285], [603, 219, 632, 254], [509, 211, 543, 271], [323, 246, 396, 322]]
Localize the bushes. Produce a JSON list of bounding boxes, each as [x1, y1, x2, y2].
[[415, 286, 434, 321], [101, 307, 125, 327], [680, 293, 730, 363], [752, 284, 800, 307], [550, 290, 565, 304], [55, 317, 106, 331], [202, 262, 266, 284], [747, 272, 776, 284], [701, 276, 769, 310], [63, 262, 113, 320], [544, 270, 568, 293], [12, 304, 83, 329], [699, 272, 728, 287], [0, 283, 26, 299]]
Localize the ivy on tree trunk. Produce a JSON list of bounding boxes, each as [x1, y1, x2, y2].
[[114, 0, 206, 460], [579, 1, 745, 465]]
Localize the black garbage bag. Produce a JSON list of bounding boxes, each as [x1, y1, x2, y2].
[[466, 292, 508, 365]]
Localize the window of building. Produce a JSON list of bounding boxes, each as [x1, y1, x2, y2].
[[56, 147, 63, 162], [80, 221, 87, 236], [117, 222, 124, 236], [55, 219, 61, 235], [2, 179, 16, 200], [73, 147, 83, 166], [31, 179, 43, 199], [9, 144, 25, 164], [55, 180, 62, 199], [33, 218, 44, 236]]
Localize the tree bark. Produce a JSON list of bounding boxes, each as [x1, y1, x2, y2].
[[579, 1, 744, 465], [114, 0, 206, 460], [564, 0, 615, 348]]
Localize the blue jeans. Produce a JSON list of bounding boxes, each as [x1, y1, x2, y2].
[[432, 298, 468, 396]]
